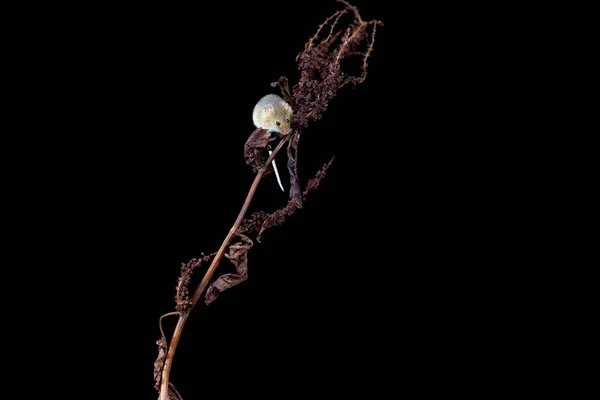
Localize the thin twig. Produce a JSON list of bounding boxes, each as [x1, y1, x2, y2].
[[159, 135, 291, 400], [325, 9, 347, 43], [336, 24, 365, 64], [309, 10, 345, 48], [159, 312, 180, 342], [337, 0, 363, 23], [360, 21, 381, 83], [168, 383, 184, 400]]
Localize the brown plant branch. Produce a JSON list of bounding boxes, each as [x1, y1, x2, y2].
[[326, 10, 348, 44], [154, 312, 179, 391], [159, 312, 180, 341], [303, 157, 335, 200], [359, 21, 379, 83], [158, 135, 290, 400], [308, 9, 346, 49], [337, 0, 363, 23], [168, 383, 183, 400]]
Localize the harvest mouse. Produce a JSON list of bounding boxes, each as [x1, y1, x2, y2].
[[252, 94, 293, 191]]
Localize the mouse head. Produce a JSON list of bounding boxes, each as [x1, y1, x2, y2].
[[263, 100, 293, 135]]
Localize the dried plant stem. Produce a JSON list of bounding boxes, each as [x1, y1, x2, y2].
[[159, 134, 290, 400], [159, 312, 180, 340], [309, 9, 346, 48], [168, 383, 183, 400]]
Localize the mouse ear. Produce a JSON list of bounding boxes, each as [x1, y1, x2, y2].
[[263, 104, 274, 115]]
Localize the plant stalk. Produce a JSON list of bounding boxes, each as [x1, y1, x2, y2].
[[159, 134, 290, 400]]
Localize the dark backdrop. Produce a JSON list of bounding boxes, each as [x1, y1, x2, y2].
[[25, 1, 567, 398]]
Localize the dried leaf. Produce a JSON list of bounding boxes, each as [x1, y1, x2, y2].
[[154, 337, 167, 391], [205, 234, 253, 305], [287, 132, 302, 209], [271, 76, 293, 105], [244, 128, 277, 173]]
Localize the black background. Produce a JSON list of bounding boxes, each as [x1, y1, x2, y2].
[[16, 0, 573, 398]]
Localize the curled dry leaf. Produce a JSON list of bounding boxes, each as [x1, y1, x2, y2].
[[287, 132, 302, 209], [154, 337, 167, 391], [271, 76, 293, 105], [244, 128, 278, 173], [205, 234, 253, 305]]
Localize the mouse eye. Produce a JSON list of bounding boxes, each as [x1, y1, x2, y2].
[[287, 119, 290, 123], [276, 121, 281, 126]]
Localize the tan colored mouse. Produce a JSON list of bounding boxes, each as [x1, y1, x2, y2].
[[252, 94, 293, 135], [252, 94, 293, 191]]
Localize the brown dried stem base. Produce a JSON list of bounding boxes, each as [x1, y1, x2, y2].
[[158, 136, 290, 400]]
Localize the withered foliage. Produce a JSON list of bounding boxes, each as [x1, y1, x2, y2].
[[203, 0, 380, 301], [238, 157, 335, 242], [291, 0, 382, 129], [244, 128, 278, 173], [286, 131, 303, 209], [156, 1, 381, 396], [154, 337, 167, 391], [205, 234, 253, 305], [203, 156, 334, 302], [155, 326, 185, 398], [155, 311, 180, 392], [236, 0, 381, 245]]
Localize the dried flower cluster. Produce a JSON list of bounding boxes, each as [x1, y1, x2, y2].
[[292, 0, 381, 129], [175, 252, 214, 315]]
